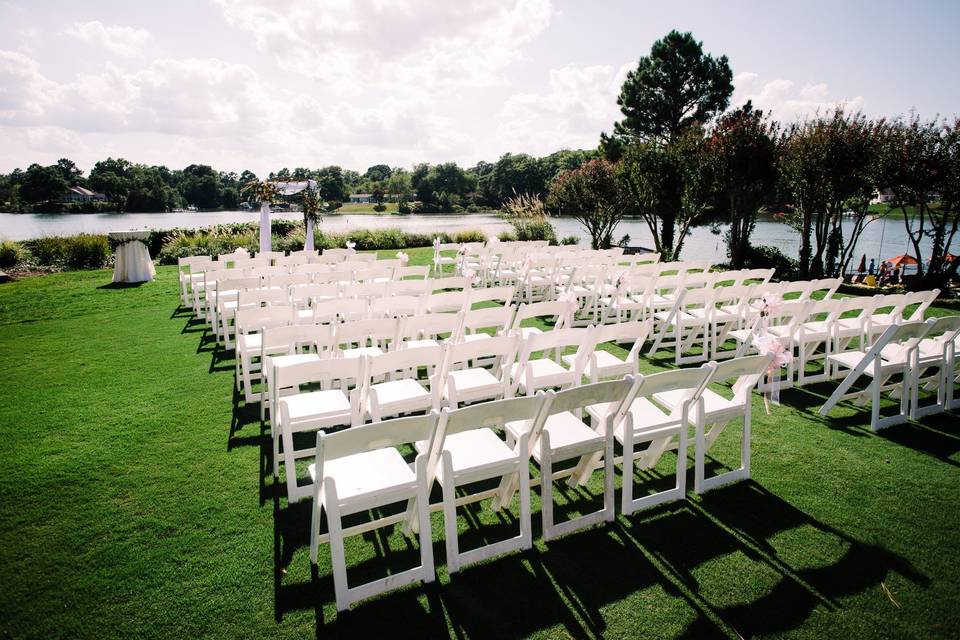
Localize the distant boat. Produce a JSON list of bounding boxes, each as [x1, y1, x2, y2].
[[186, 205, 198, 212]]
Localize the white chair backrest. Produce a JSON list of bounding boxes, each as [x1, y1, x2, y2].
[[512, 300, 573, 331], [316, 413, 441, 480], [469, 286, 516, 307], [425, 291, 469, 314], [903, 289, 940, 321], [462, 305, 516, 335], [636, 363, 716, 417], [262, 323, 335, 357], [710, 354, 773, 402], [541, 376, 640, 438], [235, 305, 292, 336], [370, 294, 425, 318], [396, 265, 430, 280], [366, 345, 443, 380], [274, 356, 365, 395], [336, 318, 399, 351], [399, 312, 463, 343]]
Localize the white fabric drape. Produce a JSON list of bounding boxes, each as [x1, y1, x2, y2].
[[112, 240, 156, 283], [305, 217, 315, 251], [259, 202, 271, 253]]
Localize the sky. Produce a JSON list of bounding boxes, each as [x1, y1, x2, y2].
[[1, 0, 957, 176]]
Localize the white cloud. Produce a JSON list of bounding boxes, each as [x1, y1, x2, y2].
[[733, 71, 865, 121], [213, 0, 554, 92], [494, 62, 627, 155], [64, 21, 151, 58]]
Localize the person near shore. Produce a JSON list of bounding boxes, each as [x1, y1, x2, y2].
[[868, 258, 876, 275]]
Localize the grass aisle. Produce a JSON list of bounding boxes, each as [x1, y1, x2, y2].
[[1, 255, 958, 639]]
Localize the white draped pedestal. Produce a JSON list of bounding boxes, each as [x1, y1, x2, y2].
[[259, 202, 272, 254], [109, 230, 156, 283]]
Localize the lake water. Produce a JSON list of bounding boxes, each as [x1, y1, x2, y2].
[[0, 209, 950, 268]]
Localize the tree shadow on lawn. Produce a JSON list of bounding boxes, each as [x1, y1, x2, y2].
[[671, 481, 930, 638], [791, 384, 960, 465]]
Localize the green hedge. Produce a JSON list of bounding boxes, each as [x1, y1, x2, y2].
[[21, 234, 110, 269]]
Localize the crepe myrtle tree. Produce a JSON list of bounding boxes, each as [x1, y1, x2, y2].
[[875, 114, 960, 286], [617, 126, 713, 260], [707, 101, 779, 269], [548, 159, 623, 249], [780, 109, 884, 278]]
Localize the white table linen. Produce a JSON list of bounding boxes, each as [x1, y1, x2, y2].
[[109, 230, 156, 283]]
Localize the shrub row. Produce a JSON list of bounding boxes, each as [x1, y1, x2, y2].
[[155, 225, 487, 265], [12, 234, 111, 269]]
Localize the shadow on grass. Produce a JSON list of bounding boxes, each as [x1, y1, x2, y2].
[[264, 474, 926, 639], [793, 383, 960, 463], [96, 280, 149, 289]]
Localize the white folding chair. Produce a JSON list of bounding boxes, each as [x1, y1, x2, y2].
[[510, 326, 597, 396], [260, 323, 336, 420], [506, 377, 640, 540], [441, 335, 518, 407], [309, 412, 442, 611], [648, 288, 714, 365], [909, 315, 960, 419], [422, 394, 549, 574], [587, 364, 714, 514], [575, 320, 651, 383], [234, 305, 293, 402], [363, 347, 443, 422], [820, 321, 932, 431], [274, 356, 365, 486], [655, 355, 770, 493], [511, 300, 574, 340]]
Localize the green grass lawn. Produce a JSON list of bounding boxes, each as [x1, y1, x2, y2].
[[1, 248, 958, 639]]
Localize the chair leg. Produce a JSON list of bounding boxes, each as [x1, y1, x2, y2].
[[323, 483, 350, 612], [540, 451, 554, 541], [441, 459, 460, 575]]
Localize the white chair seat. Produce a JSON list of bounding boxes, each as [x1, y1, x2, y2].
[[506, 411, 602, 460], [296, 309, 313, 322], [370, 378, 430, 406], [462, 333, 492, 342], [265, 352, 321, 373], [404, 338, 440, 350], [281, 389, 351, 424], [432, 429, 518, 481], [308, 448, 416, 506], [654, 388, 739, 418], [342, 346, 384, 359], [563, 350, 622, 370], [511, 359, 569, 393], [447, 368, 500, 394]]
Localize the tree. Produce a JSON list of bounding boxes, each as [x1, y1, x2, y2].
[[55, 158, 83, 185], [371, 183, 386, 207], [609, 30, 733, 147], [315, 166, 347, 205], [179, 164, 222, 209], [618, 127, 712, 259], [89, 158, 133, 203], [780, 110, 883, 278], [19, 164, 67, 204], [547, 159, 623, 249], [364, 164, 392, 182], [386, 169, 412, 202], [875, 115, 960, 286], [707, 102, 779, 268]]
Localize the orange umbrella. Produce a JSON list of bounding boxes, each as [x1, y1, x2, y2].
[[886, 254, 918, 267]]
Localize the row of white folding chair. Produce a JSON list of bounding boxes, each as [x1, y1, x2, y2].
[[305, 352, 771, 610], [820, 316, 960, 431], [236, 297, 581, 404]]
